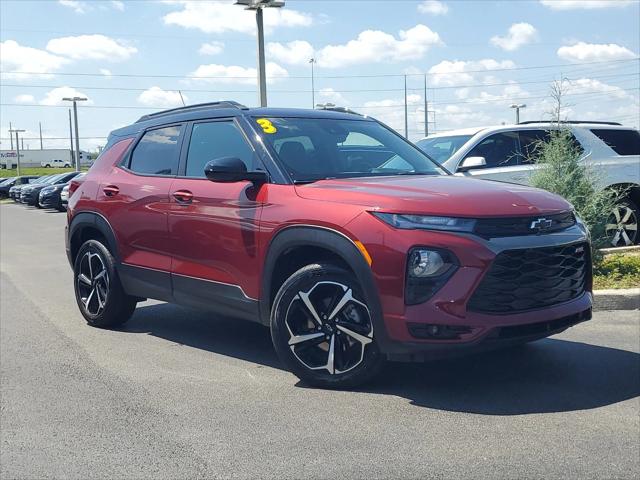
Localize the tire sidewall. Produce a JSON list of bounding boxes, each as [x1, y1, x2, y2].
[[270, 263, 383, 388]]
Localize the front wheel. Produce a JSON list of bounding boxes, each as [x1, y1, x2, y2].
[[73, 240, 137, 328], [270, 263, 384, 389]]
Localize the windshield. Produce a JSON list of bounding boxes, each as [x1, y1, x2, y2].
[[416, 135, 473, 164], [0, 177, 16, 186], [254, 117, 445, 182]]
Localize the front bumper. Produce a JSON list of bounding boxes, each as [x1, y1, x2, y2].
[[39, 190, 61, 208]]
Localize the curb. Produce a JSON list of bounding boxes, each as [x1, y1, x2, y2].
[[593, 288, 640, 311]]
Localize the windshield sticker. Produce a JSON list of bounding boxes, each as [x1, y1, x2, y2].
[[256, 118, 277, 134]]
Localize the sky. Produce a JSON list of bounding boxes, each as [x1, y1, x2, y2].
[[1, 0, 639, 151]]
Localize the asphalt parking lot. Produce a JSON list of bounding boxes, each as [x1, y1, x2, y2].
[[1, 202, 639, 479]]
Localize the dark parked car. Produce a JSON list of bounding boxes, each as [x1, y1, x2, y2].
[[67, 101, 592, 388], [22, 172, 80, 207], [40, 172, 85, 211], [1, 175, 39, 198], [11, 175, 52, 201]]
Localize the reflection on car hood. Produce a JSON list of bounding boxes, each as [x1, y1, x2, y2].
[[294, 175, 572, 217]]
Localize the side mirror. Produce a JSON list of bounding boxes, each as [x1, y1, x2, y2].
[[204, 157, 267, 184], [458, 156, 486, 172]]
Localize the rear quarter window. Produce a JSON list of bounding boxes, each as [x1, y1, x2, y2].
[[590, 129, 640, 156]]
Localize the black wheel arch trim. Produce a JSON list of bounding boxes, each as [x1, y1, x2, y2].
[[67, 211, 121, 266], [261, 225, 393, 351]]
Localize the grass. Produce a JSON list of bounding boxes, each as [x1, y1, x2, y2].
[[593, 252, 640, 290], [0, 167, 87, 178]]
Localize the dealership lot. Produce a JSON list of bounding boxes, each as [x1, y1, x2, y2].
[[1, 203, 638, 479]]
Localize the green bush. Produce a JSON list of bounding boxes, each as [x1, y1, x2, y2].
[[529, 129, 622, 249], [593, 254, 640, 289]]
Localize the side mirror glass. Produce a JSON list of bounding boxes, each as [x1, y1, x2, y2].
[[458, 156, 486, 172], [204, 157, 267, 184]]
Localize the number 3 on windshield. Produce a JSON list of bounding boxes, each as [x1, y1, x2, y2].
[[256, 118, 277, 134]]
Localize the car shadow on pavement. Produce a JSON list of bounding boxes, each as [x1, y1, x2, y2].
[[126, 303, 640, 415]]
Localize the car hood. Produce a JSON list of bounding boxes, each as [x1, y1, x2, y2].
[[294, 175, 572, 217]]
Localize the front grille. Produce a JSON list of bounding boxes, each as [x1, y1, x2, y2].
[[468, 242, 589, 314], [474, 211, 575, 238]]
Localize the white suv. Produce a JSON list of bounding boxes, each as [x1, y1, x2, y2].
[[417, 122, 640, 247], [41, 159, 72, 168]]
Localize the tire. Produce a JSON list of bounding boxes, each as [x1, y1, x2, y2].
[[73, 239, 137, 328], [270, 263, 384, 389], [606, 199, 639, 247]]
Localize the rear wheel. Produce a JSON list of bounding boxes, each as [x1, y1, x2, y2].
[[606, 200, 639, 247], [73, 239, 137, 328], [270, 263, 384, 388]]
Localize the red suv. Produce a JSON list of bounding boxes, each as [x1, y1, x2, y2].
[[66, 101, 592, 388]]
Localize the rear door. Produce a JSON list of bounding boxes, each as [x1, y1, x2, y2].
[[97, 124, 184, 300], [168, 118, 264, 319]]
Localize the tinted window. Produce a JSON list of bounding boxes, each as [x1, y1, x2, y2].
[[591, 129, 640, 156], [416, 135, 473, 163], [186, 121, 254, 178], [129, 125, 182, 175], [518, 130, 550, 164], [255, 117, 445, 182], [464, 132, 519, 168]]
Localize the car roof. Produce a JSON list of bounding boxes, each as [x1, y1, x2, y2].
[[110, 103, 373, 138]]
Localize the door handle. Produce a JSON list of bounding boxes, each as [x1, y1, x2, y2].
[[103, 185, 119, 197], [172, 190, 193, 204]]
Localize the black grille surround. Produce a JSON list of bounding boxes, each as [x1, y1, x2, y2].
[[468, 242, 589, 314], [474, 211, 576, 238]]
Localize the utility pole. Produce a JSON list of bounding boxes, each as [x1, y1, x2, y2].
[[309, 58, 316, 108], [235, 1, 285, 107], [63, 96, 87, 171], [510, 103, 526, 124], [68, 109, 74, 166], [8, 128, 25, 175], [423, 74, 429, 137], [404, 75, 409, 139], [9, 121, 13, 149], [39, 122, 43, 149]]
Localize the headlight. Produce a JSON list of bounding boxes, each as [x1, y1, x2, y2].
[[406, 248, 458, 304], [373, 213, 476, 233]]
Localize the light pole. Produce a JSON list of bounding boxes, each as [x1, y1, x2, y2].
[[8, 128, 25, 175], [309, 58, 316, 108], [62, 96, 87, 171], [510, 103, 526, 124], [235, 0, 285, 107]]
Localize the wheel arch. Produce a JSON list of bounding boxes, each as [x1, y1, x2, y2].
[[609, 183, 640, 209], [261, 225, 390, 348], [68, 212, 120, 266]]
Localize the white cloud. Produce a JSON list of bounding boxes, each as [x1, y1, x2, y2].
[[188, 62, 288, 85], [14, 94, 36, 104], [58, 0, 86, 14], [267, 40, 315, 66], [110, 1, 125, 11], [428, 59, 516, 86], [418, 1, 449, 15], [568, 78, 632, 99], [40, 87, 93, 106], [199, 41, 224, 56], [99, 68, 112, 77], [557, 42, 637, 63], [138, 87, 187, 108], [319, 25, 442, 68], [162, 0, 312, 35], [317, 88, 349, 106], [540, 0, 634, 10], [0, 40, 70, 79], [490, 23, 538, 51], [46, 34, 137, 61]]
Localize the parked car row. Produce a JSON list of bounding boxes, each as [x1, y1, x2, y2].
[[3, 172, 85, 211]]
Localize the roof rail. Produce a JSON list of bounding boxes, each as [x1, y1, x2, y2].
[[136, 101, 248, 123], [314, 105, 363, 116], [518, 120, 622, 126]]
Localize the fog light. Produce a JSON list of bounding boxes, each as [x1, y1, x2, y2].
[[409, 250, 445, 277], [405, 248, 458, 305]]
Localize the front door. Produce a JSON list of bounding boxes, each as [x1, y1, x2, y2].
[[459, 131, 530, 184], [168, 119, 265, 321]]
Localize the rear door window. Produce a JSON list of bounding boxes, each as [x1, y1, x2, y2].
[[464, 132, 519, 168], [590, 129, 640, 155], [129, 125, 183, 176]]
